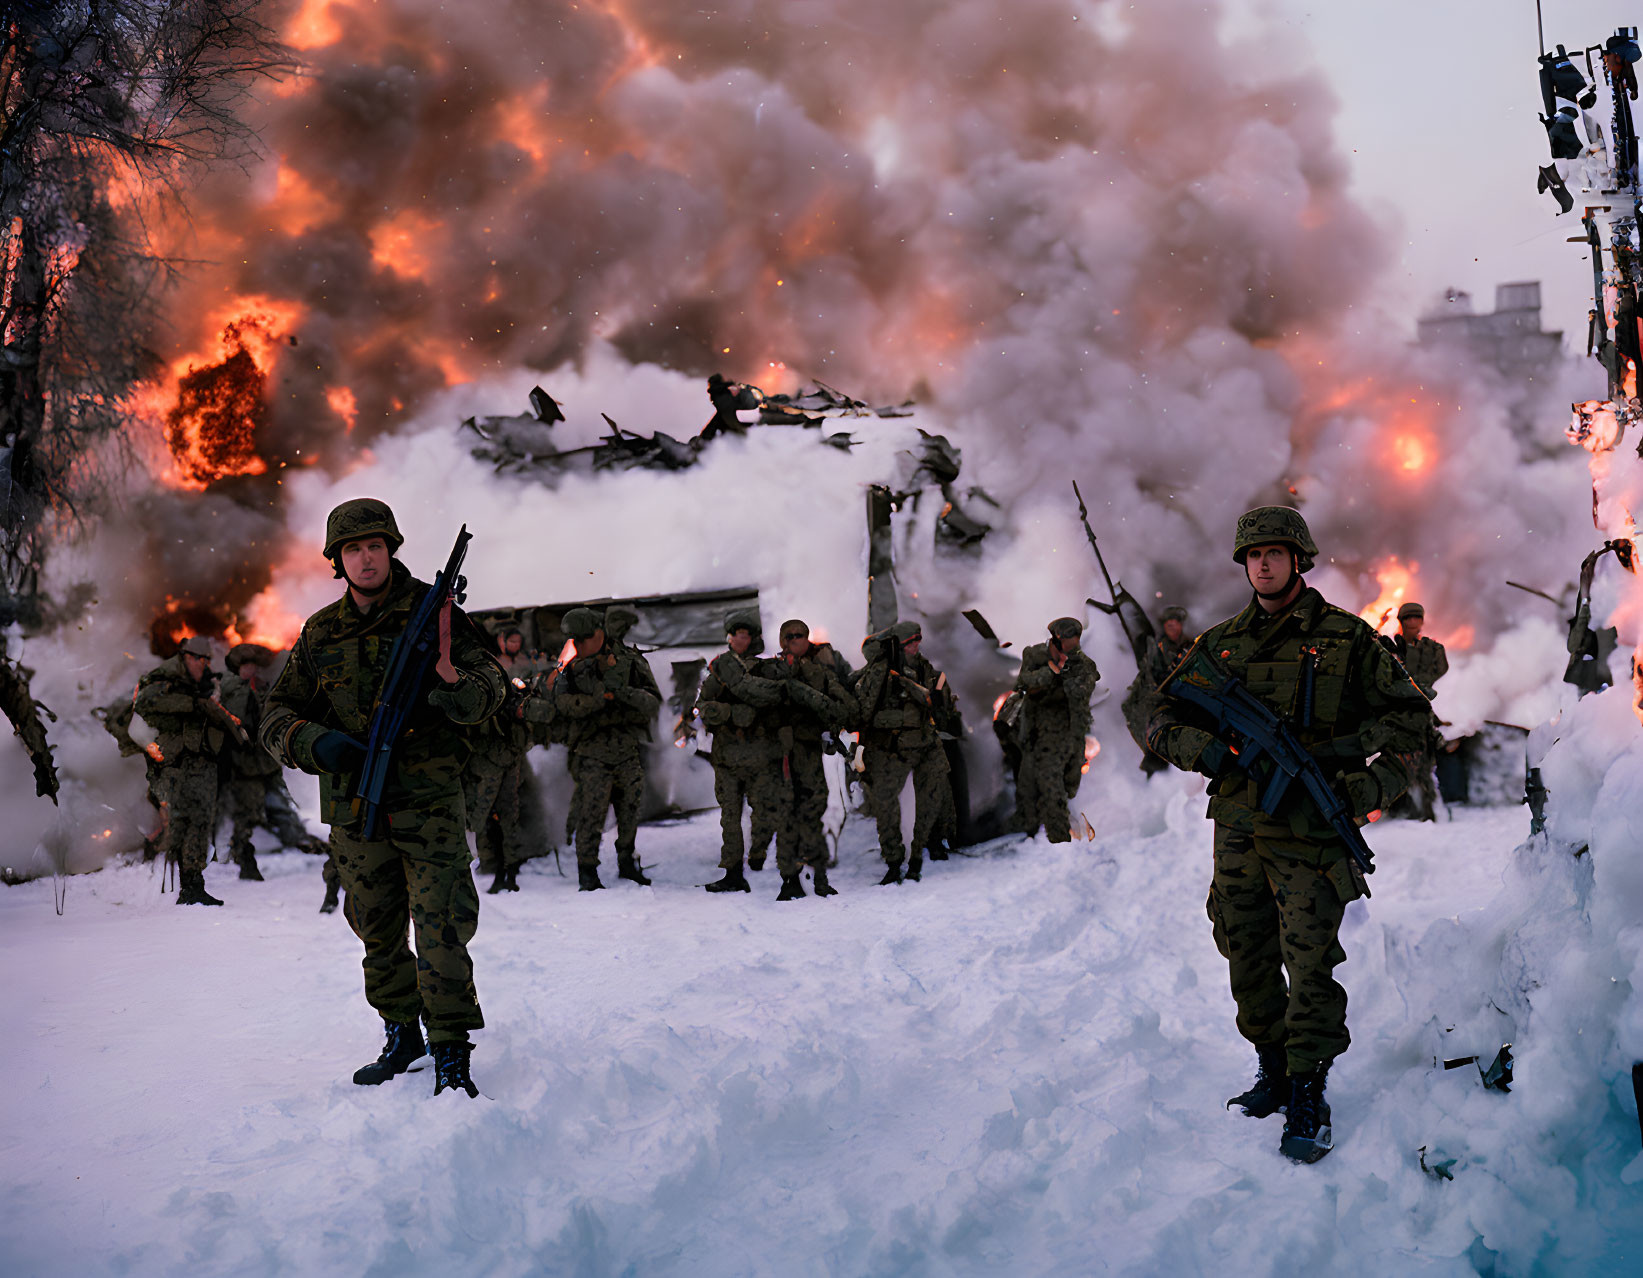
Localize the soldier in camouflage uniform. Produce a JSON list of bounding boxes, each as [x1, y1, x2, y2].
[[1011, 617, 1100, 843], [855, 620, 952, 884], [698, 610, 789, 894], [261, 499, 506, 1098], [464, 630, 537, 895], [219, 643, 335, 899], [769, 619, 858, 899], [134, 635, 243, 905], [1144, 606, 1192, 686], [1381, 602, 1448, 822], [1140, 507, 1429, 1163], [553, 607, 662, 891]]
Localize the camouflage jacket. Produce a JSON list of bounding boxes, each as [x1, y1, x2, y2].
[[552, 643, 661, 760], [1014, 643, 1100, 742], [260, 561, 507, 825], [1145, 587, 1430, 845], [1143, 634, 1192, 688], [773, 648, 860, 740], [1, 642, 57, 799], [1384, 634, 1448, 699], [134, 655, 228, 762], [220, 672, 283, 780], [854, 644, 951, 752], [696, 649, 789, 765]]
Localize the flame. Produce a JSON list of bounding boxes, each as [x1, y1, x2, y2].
[[370, 210, 443, 279], [1081, 736, 1101, 775], [287, 0, 350, 50], [1359, 558, 1415, 634], [225, 586, 306, 651], [267, 161, 339, 236], [1389, 430, 1431, 474], [131, 297, 303, 490], [326, 385, 359, 433], [992, 692, 1009, 721], [145, 743, 165, 764]]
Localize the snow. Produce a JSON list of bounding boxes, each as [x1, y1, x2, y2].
[[6, 779, 1640, 1276]]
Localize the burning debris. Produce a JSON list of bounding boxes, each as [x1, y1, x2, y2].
[[462, 377, 914, 478]]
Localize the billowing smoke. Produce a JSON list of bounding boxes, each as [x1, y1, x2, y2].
[[14, 0, 1613, 870]]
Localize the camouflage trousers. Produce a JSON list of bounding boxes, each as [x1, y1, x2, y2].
[[863, 739, 949, 866], [713, 756, 786, 870], [224, 773, 323, 860], [774, 742, 830, 876], [1208, 822, 1359, 1074], [330, 789, 483, 1045], [156, 754, 220, 874], [465, 756, 530, 871], [1013, 733, 1085, 843], [568, 748, 643, 868], [1390, 749, 1438, 822]]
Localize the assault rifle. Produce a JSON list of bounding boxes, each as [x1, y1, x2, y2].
[[354, 525, 472, 838], [1162, 644, 1376, 891], [1072, 480, 1155, 670]]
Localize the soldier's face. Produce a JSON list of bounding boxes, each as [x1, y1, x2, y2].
[[1400, 617, 1424, 640], [503, 634, 523, 656], [574, 629, 605, 658], [904, 636, 922, 657], [782, 633, 810, 658], [729, 629, 753, 655], [183, 653, 209, 682], [1055, 632, 1081, 654], [1163, 619, 1184, 642], [340, 537, 391, 593], [1245, 544, 1295, 596]]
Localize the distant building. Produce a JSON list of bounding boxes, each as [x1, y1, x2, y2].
[[1416, 282, 1567, 452]]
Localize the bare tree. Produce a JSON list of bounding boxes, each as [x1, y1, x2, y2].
[[0, 1, 293, 621]]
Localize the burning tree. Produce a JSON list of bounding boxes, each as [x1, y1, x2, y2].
[[0, 1, 292, 621]]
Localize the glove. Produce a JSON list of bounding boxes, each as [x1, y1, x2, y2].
[[312, 731, 365, 774], [1336, 770, 1380, 821], [1196, 738, 1234, 778], [428, 676, 486, 721]]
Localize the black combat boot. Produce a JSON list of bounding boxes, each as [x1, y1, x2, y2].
[[617, 854, 652, 886], [319, 882, 340, 914], [705, 865, 751, 893], [487, 864, 520, 894], [1227, 1043, 1289, 1118], [1279, 1067, 1334, 1163], [432, 1039, 479, 1098], [776, 874, 806, 901], [906, 853, 923, 882], [928, 842, 949, 861], [353, 1018, 427, 1085], [747, 852, 767, 872], [238, 848, 264, 881], [812, 865, 838, 897], [176, 869, 223, 907], [879, 863, 903, 886], [577, 863, 605, 892]]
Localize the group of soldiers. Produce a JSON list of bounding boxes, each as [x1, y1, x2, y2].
[[116, 494, 1449, 1158]]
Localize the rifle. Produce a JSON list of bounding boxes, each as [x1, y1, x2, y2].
[[354, 525, 472, 838], [1072, 481, 1156, 670], [1162, 643, 1376, 891]]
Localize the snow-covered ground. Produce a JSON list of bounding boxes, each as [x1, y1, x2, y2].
[[3, 790, 1640, 1276]]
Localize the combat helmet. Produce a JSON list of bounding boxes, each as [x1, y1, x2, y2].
[[177, 634, 214, 661], [1232, 506, 1317, 574], [561, 607, 601, 641], [1047, 617, 1083, 640], [604, 605, 640, 643], [725, 608, 762, 637], [1397, 602, 1425, 621], [1160, 605, 1189, 624], [323, 498, 404, 561]]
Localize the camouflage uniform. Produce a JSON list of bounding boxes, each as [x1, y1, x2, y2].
[[1012, 619, 1100, 842], [463, 689, 533, 876], [696, 629, 790, 875], [771, 632, 860, 878], [261, 556, 506, 1046], [1144, 586, 1428, 1075], [553, 612, 661, 876], [220, 651, 331, 884], [1382, 604, 1448, 821], [133, 649, 229, 878], [855, 622, 952, 871]]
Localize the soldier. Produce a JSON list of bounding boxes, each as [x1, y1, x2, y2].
[[134, 635, 244, 905], [463, 665, 533, 895], [770, 619, 858, 899], [1145, 606, 1192, 686], [0, 633, 57, 802], [698, 610, 788, 893], [855, 620, 952, 884], [219, 643, 334, 898], [552, 606, 661, 890], [260, 498, 506, 1099], [1139, 507, 1428, 1162], [1381, 602, 1448, 821], [1011, 618, 1100, 843]]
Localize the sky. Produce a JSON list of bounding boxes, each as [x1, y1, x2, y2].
[[1248, 0, 1635, 339]]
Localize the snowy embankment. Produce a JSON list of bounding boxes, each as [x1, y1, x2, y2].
[[3, 790, 1640, 1276]]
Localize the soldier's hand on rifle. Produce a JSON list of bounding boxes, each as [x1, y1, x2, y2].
[[312, 730, 365, 775], [435, 598, 458, 685], [1335, 770, 1381, 823]]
